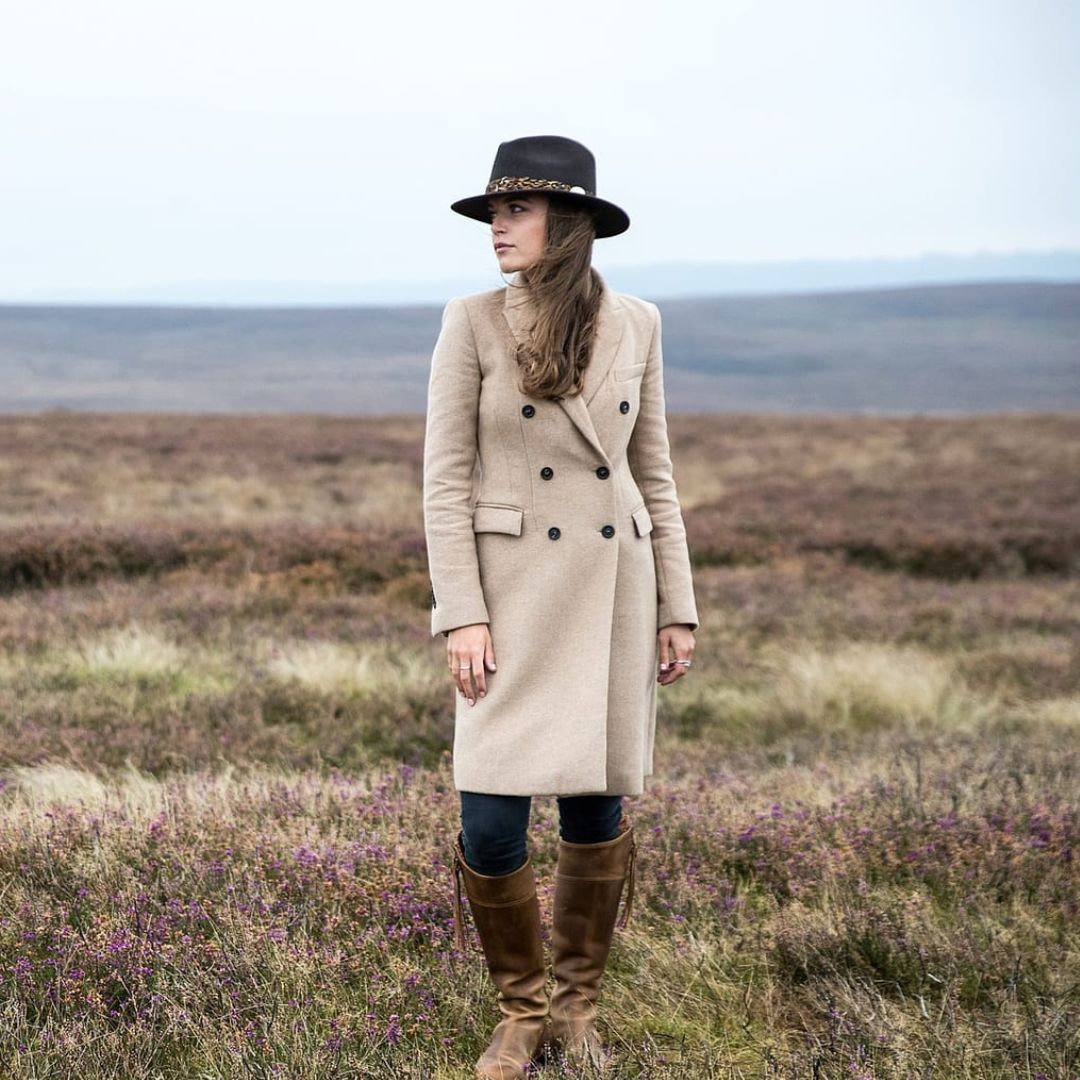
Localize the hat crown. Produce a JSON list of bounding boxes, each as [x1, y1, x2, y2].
[[488, 135, 596, 193]]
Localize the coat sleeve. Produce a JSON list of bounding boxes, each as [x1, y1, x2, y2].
[[422, 297, 490, 638], [626, 302, 700, 632]]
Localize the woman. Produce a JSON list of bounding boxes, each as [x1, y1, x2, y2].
[[422, 135, 699, 1079]]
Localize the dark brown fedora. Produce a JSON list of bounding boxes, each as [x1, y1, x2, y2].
[[450, 135, 630, 239]]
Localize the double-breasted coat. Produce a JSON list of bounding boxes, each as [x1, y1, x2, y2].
[[422, 270, 699, 797]]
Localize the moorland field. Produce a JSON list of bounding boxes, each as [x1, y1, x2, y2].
[[0, 410, 1077, 1078]]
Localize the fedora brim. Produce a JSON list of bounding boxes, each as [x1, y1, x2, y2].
[[450, 191, 630, 239]]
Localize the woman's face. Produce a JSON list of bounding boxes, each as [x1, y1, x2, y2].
[[488, 193, 548, 273]]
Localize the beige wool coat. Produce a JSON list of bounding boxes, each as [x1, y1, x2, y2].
[[422, 270, 699, 797]]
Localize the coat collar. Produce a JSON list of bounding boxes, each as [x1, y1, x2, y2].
[[502, 270, 626, 466]]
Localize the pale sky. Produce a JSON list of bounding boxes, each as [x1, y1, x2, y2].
[[3, 0, 1077, 301]]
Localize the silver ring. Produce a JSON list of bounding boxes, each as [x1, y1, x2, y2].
[[674, 659, 692, 666], [459, 664, 472, 670]]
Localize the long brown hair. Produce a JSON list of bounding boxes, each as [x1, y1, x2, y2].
[[512, 195, 604, 400]]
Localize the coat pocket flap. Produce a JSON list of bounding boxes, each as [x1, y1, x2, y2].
[[631, 503, 654, 537], [473, 504, 524, 535], [614, 361, 648, 382]]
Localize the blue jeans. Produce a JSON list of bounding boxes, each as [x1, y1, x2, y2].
[[459, 791, 623, 875]]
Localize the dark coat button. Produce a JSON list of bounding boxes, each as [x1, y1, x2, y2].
[[548, 526, 561, 540], [595, 466, 610, 479], [522, 404, 536, 417], [540, 466, 554, 480], [601, 525, 615, 538], [619, 400, 630, 414]]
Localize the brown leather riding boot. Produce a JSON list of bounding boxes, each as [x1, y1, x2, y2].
[[547, 817, 636, 1071], [451, 833, 549, 1080]]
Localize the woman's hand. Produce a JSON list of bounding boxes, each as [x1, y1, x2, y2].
[[657, 624, 695, 686], [447, 623, 496, 706]]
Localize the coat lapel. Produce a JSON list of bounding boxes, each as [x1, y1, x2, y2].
[[502, 271, 626, 466]]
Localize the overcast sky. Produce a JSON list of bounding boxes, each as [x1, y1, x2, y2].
[[3, 0, 1077, 301]]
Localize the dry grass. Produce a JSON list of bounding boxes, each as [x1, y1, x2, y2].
[[0, 410, 1077, 1078]]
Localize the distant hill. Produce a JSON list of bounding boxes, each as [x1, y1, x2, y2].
[[608, 250, 1080, 303], [1, 281, 1077, 415], [7, 250, 1080, 306]]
